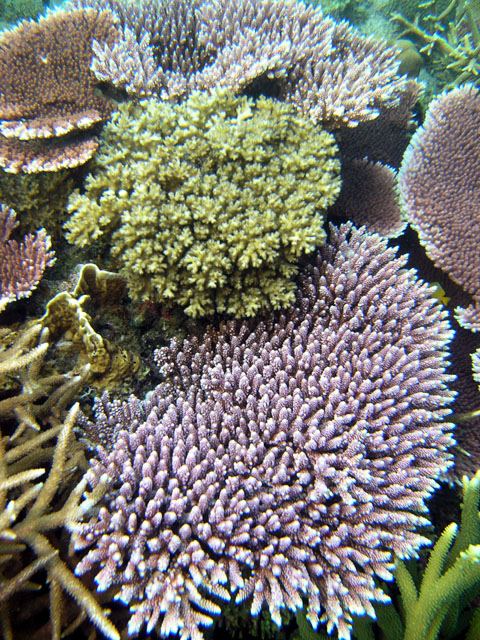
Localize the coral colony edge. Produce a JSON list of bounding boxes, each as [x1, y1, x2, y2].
[[1, 1, 480, 640]]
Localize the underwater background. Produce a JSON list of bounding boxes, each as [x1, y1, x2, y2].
[[1, 1, 480, 640]]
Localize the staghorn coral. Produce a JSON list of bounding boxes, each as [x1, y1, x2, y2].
[[0, 262, 139, 435], [321, 470, 480, 640], [386, 471, 480, 640], [70, 224, 455, 640], [386, 0, 453, 23], [392, 0, 480, 88], [0, 403, 120, 640], [74, 0, 408, 130], [0, 204, 55, 314], [0, 322, 89, 434], [65, 90, 341, 318], [399, 84, 480, 331], [0, 7, 119, 173]]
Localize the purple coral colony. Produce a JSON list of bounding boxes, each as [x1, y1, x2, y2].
[[0, 1, 479, 640]]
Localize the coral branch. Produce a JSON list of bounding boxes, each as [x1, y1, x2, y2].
[[0, 204, 55, 313]]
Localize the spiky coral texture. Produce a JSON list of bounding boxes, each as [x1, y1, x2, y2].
[[0, 204, 55, 313], [72, 225, 455, 640], [73, 0, 406, 129]]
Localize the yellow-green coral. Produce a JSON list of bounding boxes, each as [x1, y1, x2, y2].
[[40, 264, 141, 391], [0, 168, 75, 238], [65, 90, 341, 318]]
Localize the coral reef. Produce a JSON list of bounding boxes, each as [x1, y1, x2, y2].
[[320, 470, 480, 640], [0, 204, 55, 314], [334, 79, 421, 169], [0, 7, 119, 173], [0, 1, 474, 638], [327, 158, 405, 238], [0, 322, 89, 431], [393, 471, 480, 640], [0, 169, 75, 239], [392, 0, 480, 87], [70, 224, 455, 640], [73, 0, 408, 130], [390, 225, 480, 481], [73, 262, 127, 306], [398, 84, 480, 331], [0, 403, 120, 640], [373, 471, 480, 640], [0, 262, 141, 438], [40, 264, 141, 391], [0, 277, 139, 635], [65, 90, 341, 318], [387, 0, 452, 23]]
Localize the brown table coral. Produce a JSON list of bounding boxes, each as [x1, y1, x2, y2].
[[0, 7, 119, 173]]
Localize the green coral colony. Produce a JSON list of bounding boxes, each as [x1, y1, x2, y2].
[[66, 90, 341, 317]]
